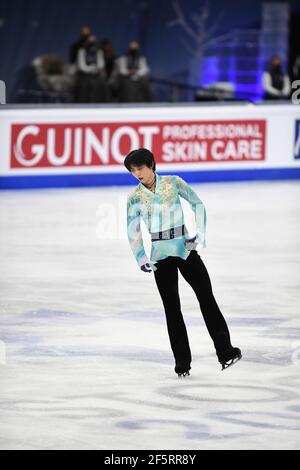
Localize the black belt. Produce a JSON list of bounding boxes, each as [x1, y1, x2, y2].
[[151, 224, 186, 241]]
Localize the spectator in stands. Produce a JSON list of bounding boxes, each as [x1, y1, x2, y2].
[[262, 56, 291, 100], [75, 34, 110, 103], [100, 39, 119, 101], [70, 26, 92, 64], [116, 41, 151, 102]]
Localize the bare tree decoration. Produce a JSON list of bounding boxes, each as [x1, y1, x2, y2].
[[167, 0, 232, 86], [168, 0, 231, 58]]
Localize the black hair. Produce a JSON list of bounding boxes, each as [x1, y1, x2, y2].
[[124, 148, 156, 173]]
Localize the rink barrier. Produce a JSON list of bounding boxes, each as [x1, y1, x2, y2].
[[1, 167, 300, 190], [1, 103, 300, 189]]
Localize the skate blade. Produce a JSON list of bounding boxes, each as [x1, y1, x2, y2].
[[221, 353, 242, 371], [177, 371, 190, 378]]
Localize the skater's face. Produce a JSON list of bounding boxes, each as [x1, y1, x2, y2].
[[130, 164, 155, 184]]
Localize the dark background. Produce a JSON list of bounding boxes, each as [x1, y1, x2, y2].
[[1, 0, 300, 101]]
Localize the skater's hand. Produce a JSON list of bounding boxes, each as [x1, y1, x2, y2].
[[184, 235, 199, 251], [141, 263, 152, 273]]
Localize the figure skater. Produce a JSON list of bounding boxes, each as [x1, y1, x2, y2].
[[125, 148, 242, 377]]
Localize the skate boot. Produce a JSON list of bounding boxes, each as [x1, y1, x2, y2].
[[175, 361, 191, 378], [219, 348, 242, 371]]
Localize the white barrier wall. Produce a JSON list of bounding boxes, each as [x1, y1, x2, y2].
[[0, 103, 300, 189]]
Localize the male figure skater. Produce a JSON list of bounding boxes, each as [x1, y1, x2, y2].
[[125, 148, 241, 377]]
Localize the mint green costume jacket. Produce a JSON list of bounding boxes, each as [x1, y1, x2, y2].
[[127, 173, 207, 272]]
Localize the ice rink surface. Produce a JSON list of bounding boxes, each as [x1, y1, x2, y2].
[[0, 178, 300, 450]]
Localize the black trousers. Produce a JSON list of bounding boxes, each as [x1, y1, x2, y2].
[[153, 250, 233, 364]]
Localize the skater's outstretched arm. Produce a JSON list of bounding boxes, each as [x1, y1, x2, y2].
[[175, 176, 207, 248], [127, 195, 151, 269]]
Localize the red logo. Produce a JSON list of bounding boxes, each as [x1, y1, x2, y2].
[[10, 120, 266, 169]]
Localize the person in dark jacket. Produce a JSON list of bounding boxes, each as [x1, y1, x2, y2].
[[262, 56, 291, 100], [116, 41, 151, 102], [70, 26, 92, 65], [75, 34, 110, 103]]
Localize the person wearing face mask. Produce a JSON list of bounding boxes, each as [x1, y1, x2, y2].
[[75, 34, 110, 103], [116, 41, 152, 102], [70, 26, 92, 65], [262, 56, 291, 100]]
